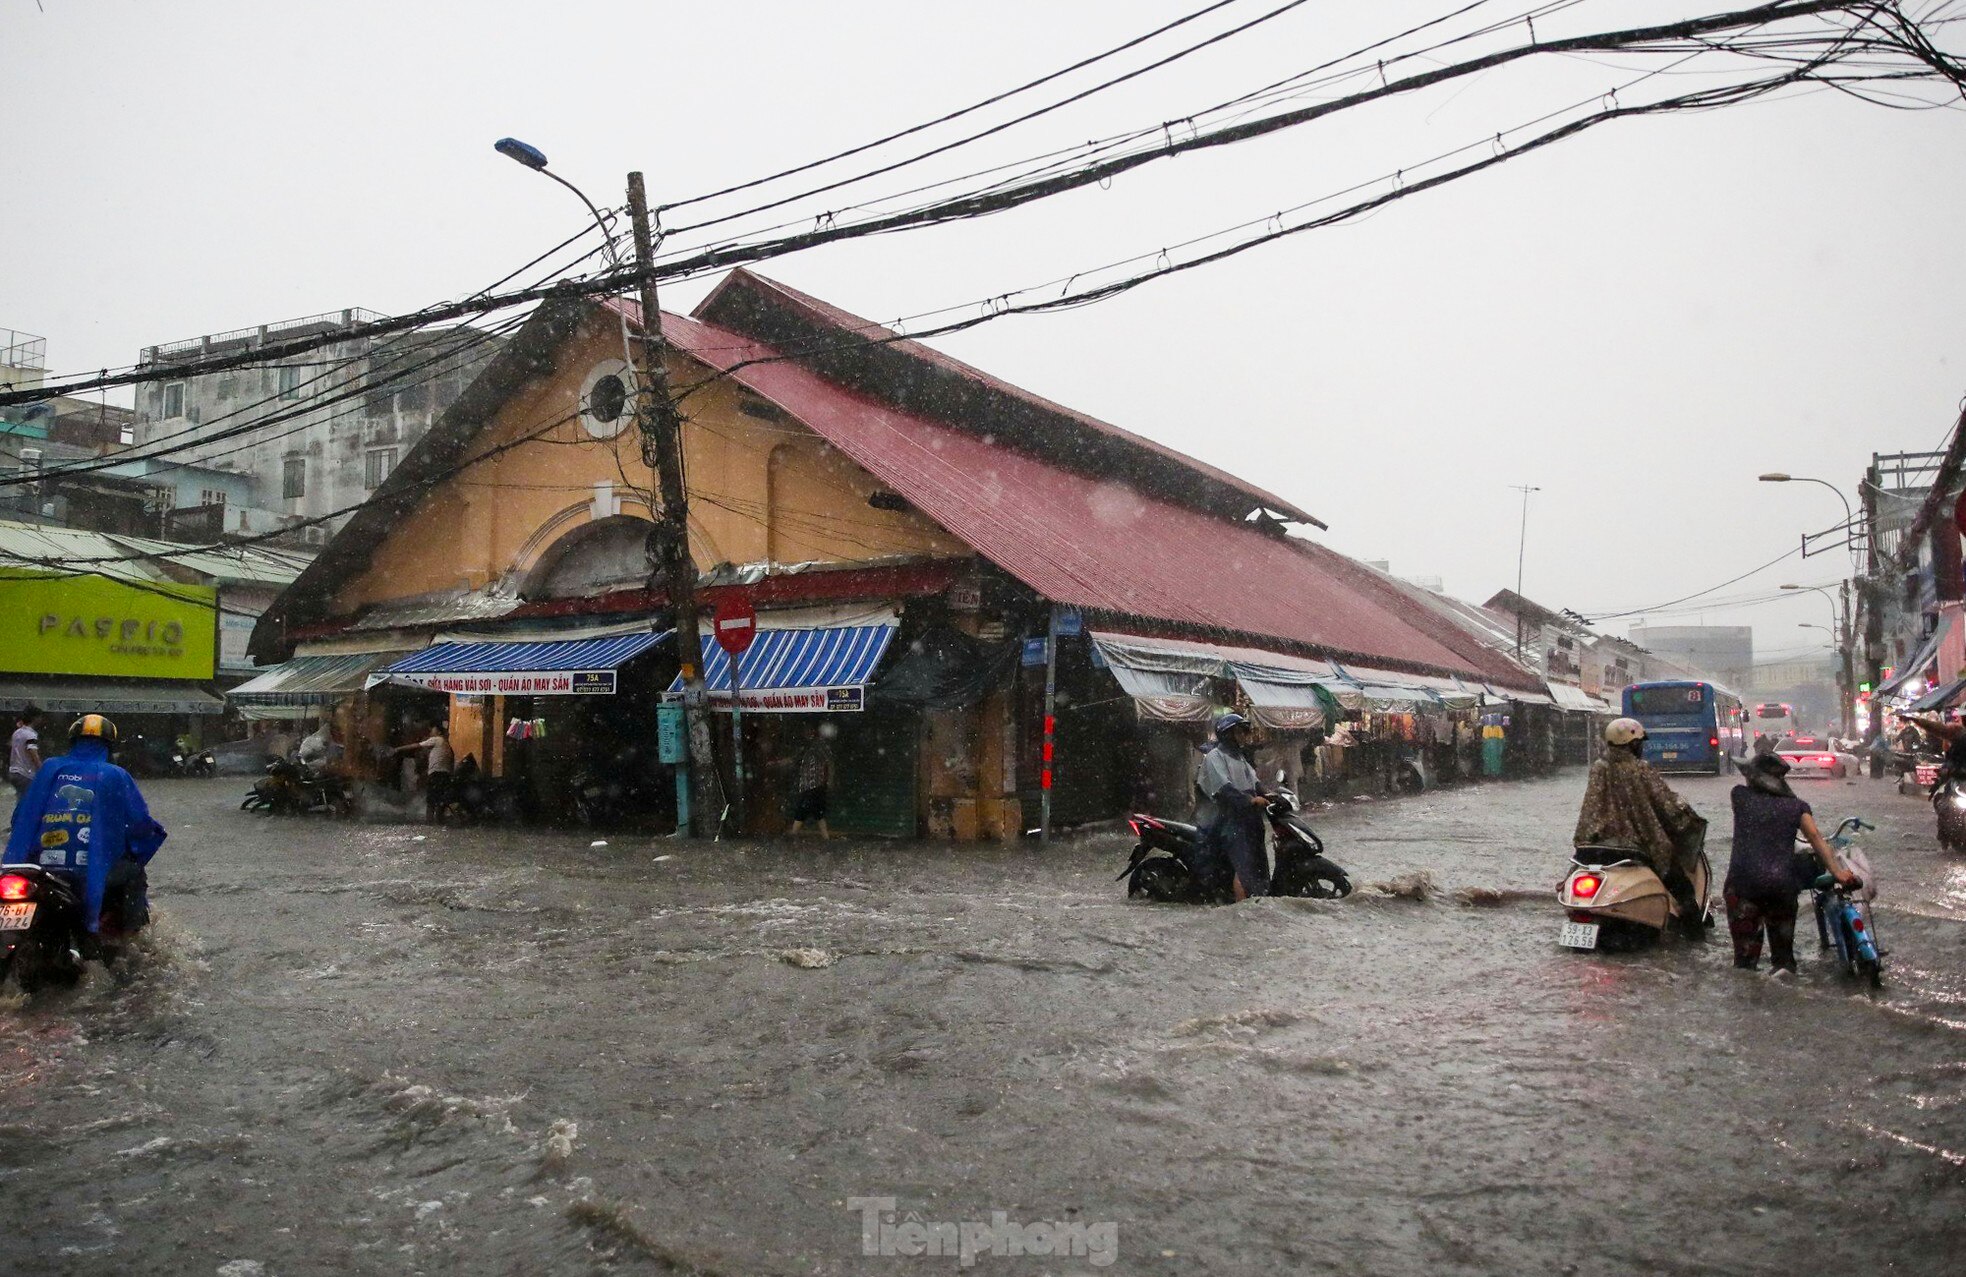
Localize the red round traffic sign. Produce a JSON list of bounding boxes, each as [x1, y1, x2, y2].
[[712, 593, 758, 655]]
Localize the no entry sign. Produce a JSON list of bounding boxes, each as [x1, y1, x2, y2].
[[713, 593, 758, 656]]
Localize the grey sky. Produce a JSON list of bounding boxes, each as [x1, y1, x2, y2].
[[7, 1, 1964, 666]]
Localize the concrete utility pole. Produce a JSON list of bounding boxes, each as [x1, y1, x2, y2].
[[1511, 484, 1540, 662], [626, 172, 716, 836]]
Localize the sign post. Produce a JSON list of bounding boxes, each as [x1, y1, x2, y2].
[[713, 593, 759, 830]]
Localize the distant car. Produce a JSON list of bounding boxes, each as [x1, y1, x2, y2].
[[1776, 735, 1855, 779]]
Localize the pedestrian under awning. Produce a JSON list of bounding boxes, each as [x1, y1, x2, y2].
[[1880, 613, 1956, 699], [0, 678, 224, 717], [367, 631, 669, 696], [230, 650, 415, 708], [673, 620, 899, 712]]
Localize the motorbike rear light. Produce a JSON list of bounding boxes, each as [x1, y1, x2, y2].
[[1852, 915, 1866, 931], [0, 874, 31, 902], [1571, 873, 1602, 900], [1127, 819, 1143, 838]]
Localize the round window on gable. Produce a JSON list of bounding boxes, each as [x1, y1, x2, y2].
[[579, 359, 637, 439]]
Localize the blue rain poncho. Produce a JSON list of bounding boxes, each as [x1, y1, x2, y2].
[[4, 737, 166, 933]]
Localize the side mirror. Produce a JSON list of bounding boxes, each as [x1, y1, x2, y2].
[[1276, 769, 1286, 784]]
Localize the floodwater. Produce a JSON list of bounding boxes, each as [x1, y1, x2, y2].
[[3, 769, 1963, 1275]]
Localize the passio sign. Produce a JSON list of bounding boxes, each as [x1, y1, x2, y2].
[[0, 569, 217, 680]]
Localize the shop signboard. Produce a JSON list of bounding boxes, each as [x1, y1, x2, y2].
[[0, 569, 216, 680], [382, 669, 617, 695], [704, 685, 866, 712]]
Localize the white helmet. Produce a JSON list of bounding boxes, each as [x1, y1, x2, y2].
[[1605, 717, 1648, 747]]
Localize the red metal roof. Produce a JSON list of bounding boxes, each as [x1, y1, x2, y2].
[[689, 270, 1321, 528], [652, 307, 1539, 689]]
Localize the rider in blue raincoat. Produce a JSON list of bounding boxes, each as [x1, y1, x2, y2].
[[4, 715, 166, 936], [1196, 712, 1271, 901]]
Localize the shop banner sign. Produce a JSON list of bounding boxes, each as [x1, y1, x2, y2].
[[706, 685, 866, 713], [0, 569, 216, 680], [385, 669, 617, 695]]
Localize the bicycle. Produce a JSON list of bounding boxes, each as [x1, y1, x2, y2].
[[1813, 816, 1882, 988]]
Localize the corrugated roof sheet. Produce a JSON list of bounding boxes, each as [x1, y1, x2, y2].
[[655, 310, 1533, 689]]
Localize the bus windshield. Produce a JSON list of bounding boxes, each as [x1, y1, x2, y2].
[[1630, 685, 1707, 716]]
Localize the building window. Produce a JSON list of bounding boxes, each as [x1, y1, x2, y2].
[[283, 456, 306, 500], [278, 365, 303, 400], [200, 488, 228, 507], [161, 383, 185, 417], [364, 447, 397, 490]]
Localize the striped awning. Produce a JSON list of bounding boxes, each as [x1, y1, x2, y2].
[[672, 623, 897, 712], [368, 632, 667, 696], [0, 678, 224, 717], [230, 651, 413, 707]]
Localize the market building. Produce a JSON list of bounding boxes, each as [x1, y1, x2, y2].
[[245, 270, 1573, 836]]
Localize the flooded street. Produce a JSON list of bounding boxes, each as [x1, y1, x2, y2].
[[6, 768, 1964, 1275]]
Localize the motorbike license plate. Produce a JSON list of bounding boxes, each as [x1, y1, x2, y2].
[[1559, 920, 1600, 950], [0, 902, 35, 931]]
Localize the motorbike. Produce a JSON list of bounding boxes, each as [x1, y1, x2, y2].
[[569, 761, 663, 828], [173, 747, 216, 778], [1934, 774, 1966, 852], [0, 863, 140, 992], [1557, 819, 1712, 951], [1119, 789, 1353, 903], [1812, 816, 1882, 987], [1897, 751, 1943, 798], [242, 757, 352, 817]]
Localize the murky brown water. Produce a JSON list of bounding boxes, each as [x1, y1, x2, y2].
[[3, 770, 1962, 1274]]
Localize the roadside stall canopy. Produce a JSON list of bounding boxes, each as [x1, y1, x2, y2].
[[231, 651, 414, 710], [1879, 614, 1956, 700], [1088, 632, 1230, 724], [1330, 664, 1442, 712], [1089, 631, 1355, 729], [368, 632, 668, 696], [0, 678, 223, 717], [673, 621, 899, 712], [1905, 675, 1966, 714], [1546, 682, 1609, 714]]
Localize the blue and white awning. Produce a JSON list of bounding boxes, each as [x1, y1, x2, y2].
[[367, 631, 668, 696], [672, 622, 898, 712]]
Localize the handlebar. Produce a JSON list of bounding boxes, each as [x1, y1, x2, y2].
[[1813, 872, 1864, 894]]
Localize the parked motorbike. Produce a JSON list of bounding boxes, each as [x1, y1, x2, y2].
[[1119, 789, 1352, 903], [242, 758, 352, 817], [569, 762, 662, 828], [173, 747, 216, 778], [0, 863, 141, 992], [1898, 751, 1943, 797], [1557, 820, 1712, 951]]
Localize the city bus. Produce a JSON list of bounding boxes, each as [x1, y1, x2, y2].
[[1621, 680, 1747, 774]]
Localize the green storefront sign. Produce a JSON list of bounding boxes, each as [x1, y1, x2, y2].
[[0, 569, 217, 680]]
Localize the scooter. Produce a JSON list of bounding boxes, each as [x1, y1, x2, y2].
[[1120, 789, 1352, 903], [1933, 775, 1966, 852], [1898, 751, 1943, 798], [1813, 816, 1881, 986], [0, 863, 142, 992], [242, 758, 351, 816], [1557, 819, 1712, 951]]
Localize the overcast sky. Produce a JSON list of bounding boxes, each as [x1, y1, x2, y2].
[[7, 0, 1965, 665]]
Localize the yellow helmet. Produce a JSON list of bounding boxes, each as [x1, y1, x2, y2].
[[69, 713, 119, 744]]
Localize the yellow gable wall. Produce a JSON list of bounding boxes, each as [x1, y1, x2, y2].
[[332, 311, 968, 614]]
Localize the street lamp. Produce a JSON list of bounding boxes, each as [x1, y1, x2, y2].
[[494, 137, 621, 266], [1757, 472, 1854, 530]]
